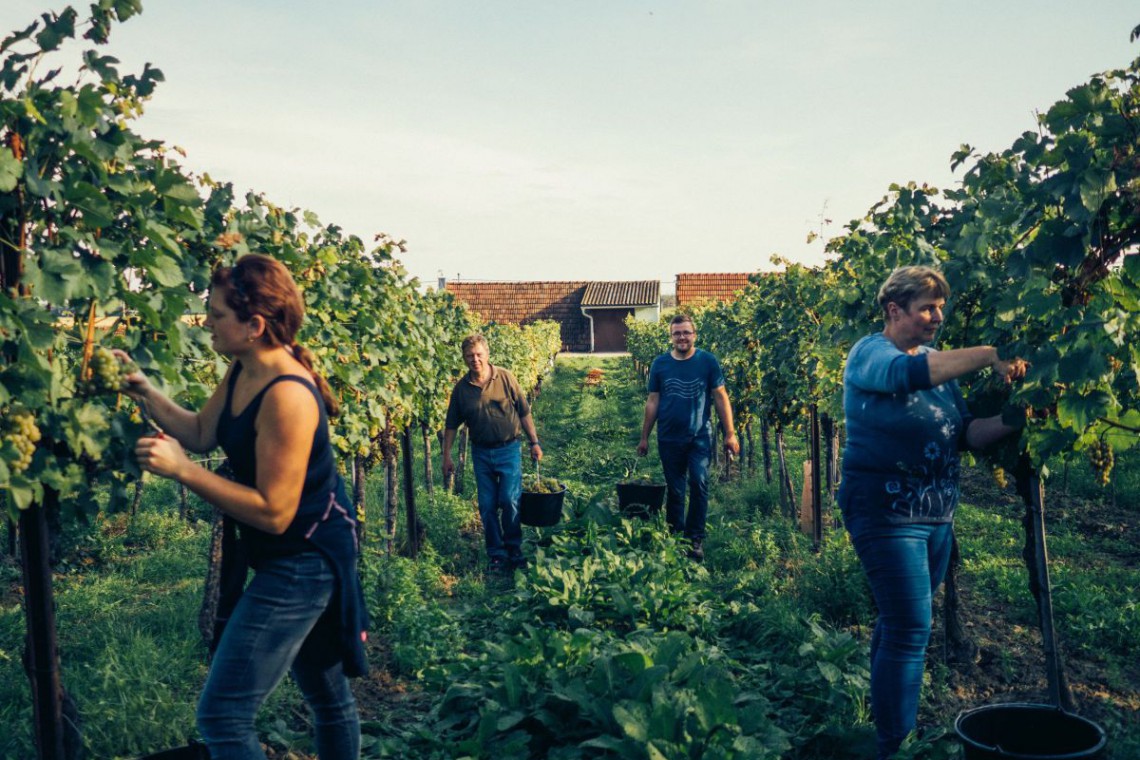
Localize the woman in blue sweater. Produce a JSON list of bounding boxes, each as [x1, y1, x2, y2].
[[126, 254, 366, 760], [840, 266, 1025, 759]]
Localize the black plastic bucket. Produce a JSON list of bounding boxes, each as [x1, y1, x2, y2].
[[616, 482, 667, 517], [955, 703, 1106, 760], [520, 486, 566, 527], [137, 741, 210, 759]]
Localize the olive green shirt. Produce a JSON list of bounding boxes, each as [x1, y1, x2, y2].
[[444, 365, 531, 446]]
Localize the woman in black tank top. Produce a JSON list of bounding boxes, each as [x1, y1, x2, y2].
[[122, 254, 365, 760]]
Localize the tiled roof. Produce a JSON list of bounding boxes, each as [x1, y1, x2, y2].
[[444, 281, 592, 352], [581, 281, 659, 307], [675, 273, 752, 306]]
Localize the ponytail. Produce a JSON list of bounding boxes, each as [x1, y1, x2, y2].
[[292, 342, 339, 417]]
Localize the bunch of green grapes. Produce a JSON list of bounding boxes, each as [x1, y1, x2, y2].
[[523, 474, 563, 494], [1088, 440, 1114, 487], [991, 465, 1008, 490], [83, 347, 134, 394], [621, 472, 658, 486], [3, 408, 41, 473]]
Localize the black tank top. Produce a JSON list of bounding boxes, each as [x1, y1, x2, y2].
[[213, 363, 369, 676], [216, 362, 339, 556]]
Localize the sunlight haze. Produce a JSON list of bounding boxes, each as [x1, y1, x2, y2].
[[3, 1, 1137, 287]]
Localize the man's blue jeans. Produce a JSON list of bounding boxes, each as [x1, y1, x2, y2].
[[844, 512, 953, 760], [197, 551, 360, 760], [471, 443, 523, 562], [658, 435, 711, 540]]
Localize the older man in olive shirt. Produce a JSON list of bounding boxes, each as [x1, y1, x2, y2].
[[443, 334, 542, 571]]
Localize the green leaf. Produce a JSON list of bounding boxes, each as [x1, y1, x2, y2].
[[579, 736, 626, 752], [494, 710, 525, 732], [141, 220, 182, 256], [6, 482, 36, 511], [1024, 219, 1085, 269], [0, 146, 23, 192], [62, 402, 111, 458], [1057, 343, 1108, 385], [612, 651, 652, 676], [613, 702, 649, 742], [694, 678, 738, 732], [144, 251, 185, 288], [1056, 389, 1113, 432], [66, 180, 115, 228], [817, 661, 843, 683], [34, 8, 77, 52], [502, 664, 523, 707], [1079, 168, 1117, 214], [113, 0, 144, 21], [25, 251, 83, 303]]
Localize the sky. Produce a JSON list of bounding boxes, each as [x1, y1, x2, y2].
[[3, 2, 1139, 291]]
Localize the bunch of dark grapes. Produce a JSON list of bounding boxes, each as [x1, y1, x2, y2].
[[1088, 440, 1114, 487], [83, 347, 133, 394], [3, 408, 41, 474]]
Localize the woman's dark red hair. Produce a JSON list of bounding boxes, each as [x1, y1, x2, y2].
[[211, 254, 339, 416]]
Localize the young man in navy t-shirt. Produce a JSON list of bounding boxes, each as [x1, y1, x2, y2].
[[637, 314, 739, 560]]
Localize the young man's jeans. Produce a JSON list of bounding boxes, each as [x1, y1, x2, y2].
[[472, 443, 523, 562], [658, 435, 711, 540], [844, 511, 954, 760], [197, 551, 360, 760]]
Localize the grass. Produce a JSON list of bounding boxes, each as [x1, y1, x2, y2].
[[1, 354, 1136, 759]]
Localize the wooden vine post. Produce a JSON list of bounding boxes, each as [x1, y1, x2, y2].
[[809, 404, 823, 548], [1020, 470, 1075, 711], [401, 424, 419, 559], [384, 427, 399, 557], [20, 491, 69, 760], [455, 426, 469, 495], [421, 420, 434, 494], [760, 417, 772, 484], [4, 127, 73, 759], [352, 454, 367, 541], [775, 425, 795, 520], [744, 422, 755, 475]]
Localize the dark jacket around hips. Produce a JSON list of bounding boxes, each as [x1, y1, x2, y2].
[[215, 362, 369, 677]]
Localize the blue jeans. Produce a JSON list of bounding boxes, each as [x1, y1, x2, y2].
[[658, 435, 711, 540], [197, 551, 360, 760], [844, 512, 953, 760], [472, 443, 523, 562]]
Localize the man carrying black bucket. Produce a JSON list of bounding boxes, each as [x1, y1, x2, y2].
[[637, 313, 738, 561], [443, 333, 542, 573]]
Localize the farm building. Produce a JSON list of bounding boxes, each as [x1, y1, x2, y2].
[[442, 279, 660, 353], [674, 273, 753, 308]]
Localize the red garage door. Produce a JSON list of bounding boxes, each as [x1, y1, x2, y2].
[[593, 309, 633, 352]]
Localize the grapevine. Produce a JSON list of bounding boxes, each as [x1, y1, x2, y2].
[[81, 346, 134, 395], [1087, 439, 1114, 487], [2, 407, 41, 477], [522, 475, 564, 494]]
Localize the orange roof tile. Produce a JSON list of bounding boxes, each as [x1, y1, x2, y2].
[[675, 273, 752, 306], [444, 281, 592, 351]]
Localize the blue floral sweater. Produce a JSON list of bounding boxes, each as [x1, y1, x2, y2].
[[839, 333, 975, 525]]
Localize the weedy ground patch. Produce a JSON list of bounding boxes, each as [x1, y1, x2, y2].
[[1, 355, 1137, 758]]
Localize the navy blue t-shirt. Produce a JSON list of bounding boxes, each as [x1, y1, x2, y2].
[[839, 333, 975, 525], [648, 348, 725, 443]]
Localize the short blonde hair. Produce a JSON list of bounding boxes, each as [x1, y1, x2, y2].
[[876, 266, 950, 315]]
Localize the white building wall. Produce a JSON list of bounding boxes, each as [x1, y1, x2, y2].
[[633, 305, 660, 322]]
